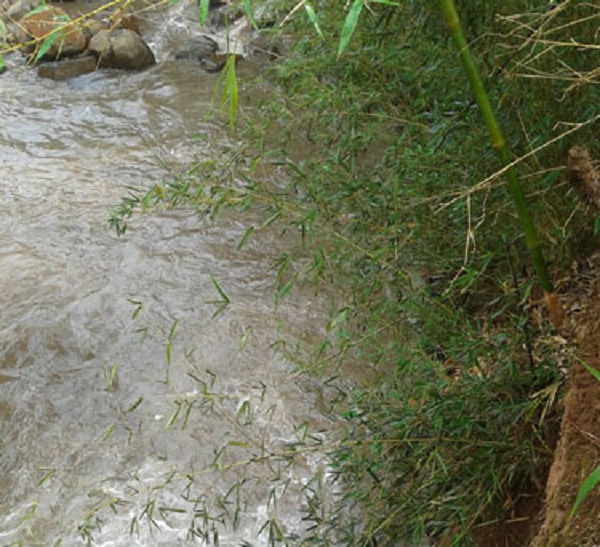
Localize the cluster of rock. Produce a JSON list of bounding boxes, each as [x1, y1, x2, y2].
[[0, 0, 156, 79], [0, 0, 283, 80]]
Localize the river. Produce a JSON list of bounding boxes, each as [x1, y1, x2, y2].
[[0, 3, 344, 545]]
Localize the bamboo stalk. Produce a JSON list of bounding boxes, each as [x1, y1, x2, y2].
[[438, 0, 563, 327]]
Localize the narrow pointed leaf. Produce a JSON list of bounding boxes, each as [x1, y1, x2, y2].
[[237, 226, 254, 250], [34, 30, 61, 63], [571, 466, 600, 518], [338, 0, 363, 58], [210, 275, 231, 303], [581, 360, 600, 383], [198, 0, 209, 25], [304, 3, 323, 38], [242, 0, 258, 30]]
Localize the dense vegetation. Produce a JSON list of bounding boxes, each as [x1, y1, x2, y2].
[[111, 0, 599, 544]]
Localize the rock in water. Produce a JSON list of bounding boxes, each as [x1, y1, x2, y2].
[[173, 35, 219, 61], [5, 0, 39, 22], [88, 28, 155, 70], [21, 6, 87, 60], [37, 55, 97, 80]]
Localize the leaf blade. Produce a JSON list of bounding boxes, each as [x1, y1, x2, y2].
[[304, 3, 323, 38], [198, 0, 209, 26], [338, 0, 363, 58], [242, 0, 258, 30], [571, 466, 600, 518]]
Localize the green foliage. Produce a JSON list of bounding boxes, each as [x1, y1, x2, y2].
[[198, 0, 209, 26], [242, 0, 258, 30], [571, 466, 600, 520], [217, 55, 239, 130], [236, 0, 595, 541], [338, 0, 363, 58], [106, 0, 598, 543], [0, 17, 9, 70], [303, 2, 323, 39], [34, 28, 61, 62]]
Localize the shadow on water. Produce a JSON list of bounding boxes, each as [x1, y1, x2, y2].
[[0, 3, 344, 544]]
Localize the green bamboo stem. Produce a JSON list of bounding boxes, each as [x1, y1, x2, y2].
[[438, 0, 555, 298]]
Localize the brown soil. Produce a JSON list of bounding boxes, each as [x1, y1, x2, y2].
[[530, 251, 600, 546], [470, 493, 545, 547]]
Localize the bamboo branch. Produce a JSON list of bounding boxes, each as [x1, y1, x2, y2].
[[438, 0, 563, 328]]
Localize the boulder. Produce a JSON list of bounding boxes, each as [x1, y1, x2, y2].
[[88, 28, 155, 70], [173, 35, 218, 61], [5, 0, 38, 21], [199, 52, 243, 73], [37, 55, 97, 80], [22, 6, 87, 60], [107, 12, 140, 35], [4, 21, 28, 44]]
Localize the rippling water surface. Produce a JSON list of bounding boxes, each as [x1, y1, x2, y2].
[[0, 5, 337, 544]]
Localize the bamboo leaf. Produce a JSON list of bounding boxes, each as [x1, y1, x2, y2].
[[210, 275, 231, 303], [581, 360, 600, 383], [34, 30, 61, 63], [239, 327, 251, 350], [226, 56, 238, 130], [237, 226, 254, 250], [198, 0, 209, 26], [211, 302, 229, 319], [36, 468, 56, 487], [261, 210, 282, 228], [168, 319, 178, 342], [127, 397, 144, 412], [338, 0, 363, 58], [127, 299, 143, 320], [571, 466, 600, 518], [276, 276, 296, 302], [104, 423, 116, 440], [438, 0, 555, 304], [304, 3, 323, 38], [28, 4, 51, 16], [217, 54, 239, 129], [242, 0, 258, 30], [166, 403, 182, 428]]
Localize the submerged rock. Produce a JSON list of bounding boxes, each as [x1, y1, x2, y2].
[[88, 28, 155, 70], [37, 55, 97, 80]]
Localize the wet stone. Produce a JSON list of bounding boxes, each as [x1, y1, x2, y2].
[[36, 55, 97, 80]]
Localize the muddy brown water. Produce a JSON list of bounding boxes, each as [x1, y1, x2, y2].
[[0, 5, 342, 545]]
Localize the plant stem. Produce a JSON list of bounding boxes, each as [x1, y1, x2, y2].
[[438, 0, 557, 305]]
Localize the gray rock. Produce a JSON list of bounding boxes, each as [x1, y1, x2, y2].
[[5, 0, 38, 21], [173, 35, 218, 61], [4, 21, 27, 44], [88, 28, 155, 70]]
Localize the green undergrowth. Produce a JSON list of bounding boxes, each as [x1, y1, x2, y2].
[[107, 0, 598, 544]]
